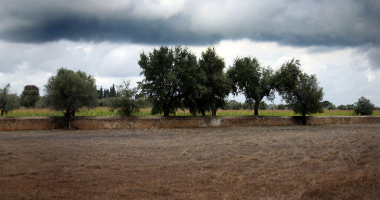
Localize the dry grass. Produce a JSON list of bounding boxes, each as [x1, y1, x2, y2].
[[1, 124, 380, 199]]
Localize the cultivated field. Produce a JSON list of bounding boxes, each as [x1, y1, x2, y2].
[[1, 124, 380, 199]]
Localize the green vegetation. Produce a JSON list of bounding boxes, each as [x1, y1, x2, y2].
[[354, 96, 375, 115], [1, 46, 378, 123], [0, 84, 20, 116], [45, 68, 98, 120], [108, 79, 141, 116], [21, 89, 39, 108], [227, 57, 274, 115]]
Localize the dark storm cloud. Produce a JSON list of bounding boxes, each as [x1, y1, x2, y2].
[[1, 15, 223, 45], [1, 0, 379, 47]]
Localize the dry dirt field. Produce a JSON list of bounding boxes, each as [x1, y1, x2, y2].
[[1, 124, 380, 200]]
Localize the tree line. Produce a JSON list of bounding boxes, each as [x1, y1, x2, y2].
[[0, 45, 377, 126]]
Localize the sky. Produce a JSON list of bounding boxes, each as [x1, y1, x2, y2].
[[1, 0, 379, 106]]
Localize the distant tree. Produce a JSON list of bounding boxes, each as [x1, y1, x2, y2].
[[109, 79, 140, 116], [110, 84, 117, 98], [35, 96, 48, 108], [103, 89, 110, 98], [20, 85, 40, 108], [354, 96, 375, 115], [282, 73, 324, 125], [322, 101, 331, 108], [227, 57, 274, 115], [193, 47, 230, 116], [45, 68, 97, 126], [327, 103, 336, 110], [337, 104, 347, 110], [277, 104, 286, 110], [347, 104, 355, 110], [98, 86, 104, 99], [0, 84, 20, 116], [138, 45, 200, 116], [259, 101, 268, 110]]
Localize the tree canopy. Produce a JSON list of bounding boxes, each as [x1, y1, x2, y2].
[[21, 89, 39, 108], [44, 68, 97, 119], [0, 84, 20, 116], [354, 96, 375, 115], [194, 47, 230, 116], [138, 45, 199, 116], [227, 56, 274, 115], [282, 73, 324, 124]]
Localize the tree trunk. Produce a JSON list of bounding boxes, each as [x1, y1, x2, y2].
[[212, 109, 217, 116], [302, 114, 306, 125], [1, 109, 3, 116], [164, 112, 169, 116], [201, 111, 205, 116], [254, 101, 259, 116]]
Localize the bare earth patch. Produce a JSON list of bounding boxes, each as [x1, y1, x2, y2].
[[1, 124, 380, 199]]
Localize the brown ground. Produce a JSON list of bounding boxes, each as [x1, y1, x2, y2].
[[1, 124, 380, 200]]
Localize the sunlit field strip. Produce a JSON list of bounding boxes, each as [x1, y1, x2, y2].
[[2, 108, 380, 117]]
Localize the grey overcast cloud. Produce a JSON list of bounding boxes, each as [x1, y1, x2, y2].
[[1, 0, 379, 106]]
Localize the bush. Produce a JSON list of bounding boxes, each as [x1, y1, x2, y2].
[[337, 105, 347, 110], [35, 96, 48, 108], [354, 96, 375, 115], [327, 103, 336, 110], [109, 97, 140, 116], [277, 104, 286, 110]]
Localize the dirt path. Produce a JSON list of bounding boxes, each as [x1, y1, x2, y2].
[[1, 124, 380, 199]]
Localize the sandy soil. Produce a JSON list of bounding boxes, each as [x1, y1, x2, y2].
[[1, 124, 380, 199]]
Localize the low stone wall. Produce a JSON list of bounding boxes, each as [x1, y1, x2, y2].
[[0, 117, 56, 131], [1, 116, 380, 131]]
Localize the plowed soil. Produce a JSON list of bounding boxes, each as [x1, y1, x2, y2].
[[1, 124, 380, 199]]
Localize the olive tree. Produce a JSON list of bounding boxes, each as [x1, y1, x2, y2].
[[0, 84, 20, 116], [354, 96, 375, 115], [193, 47, 230, 116], [138, 45, 199, 116], [282, 73, 324, 125], [227, 57, 274, 115], [45, 68, 97, 120], [273, 59, 324, 124]]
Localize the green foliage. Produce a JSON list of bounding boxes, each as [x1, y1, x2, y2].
[[277, 104, 286, 110], [354, 96, 375, 115], [35, 96, 48, 108], [44, 68, 98, 118], [193, 47, 230, 116], [227, 57, 274, 115], [109, 84, 117, 97], [259, 102, 268, 110], [108, 79, 141, 116], [223, 100, 242, 110], [0, 84, 20, 116], [327, 103, 336, 110], [98, 86, 104, 99], [322, 100, 331, 108], [21, 89, 39, 108], [337, 104, 347, 110], [283, 73, 324, 124], [273, 59, 303, 96], [347, 104, 355, 110], [138, 45, 199, 116]]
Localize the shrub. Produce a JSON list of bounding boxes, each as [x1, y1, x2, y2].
[[109, 97, 140, 116], [337, 105, 347, 110], [327, 103, 336, 110], [354, 96, 375, 115], [277, 104, 286, 110]]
